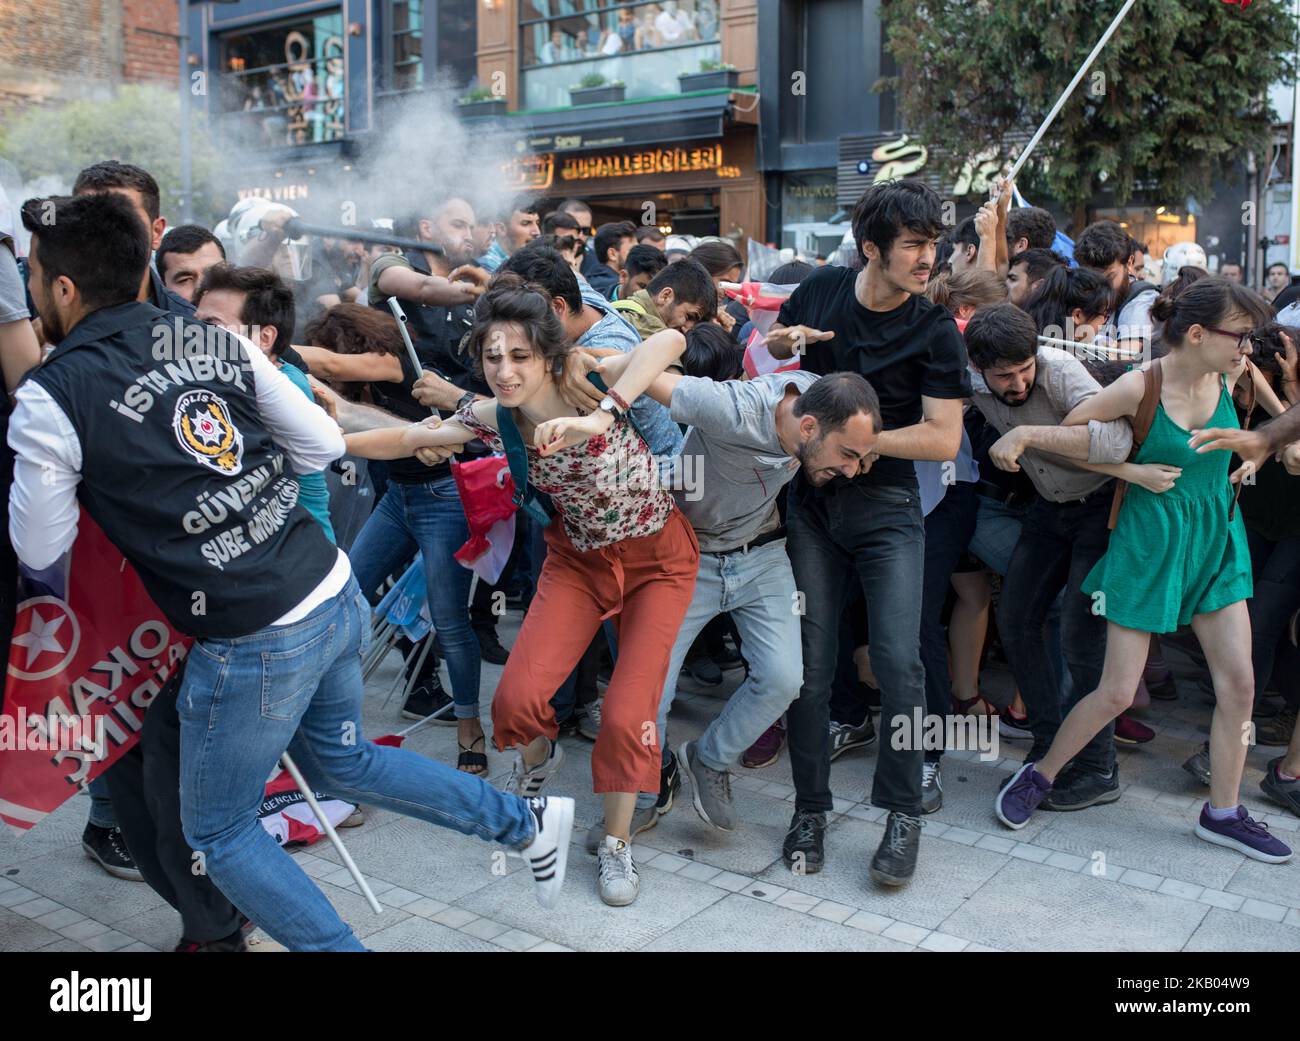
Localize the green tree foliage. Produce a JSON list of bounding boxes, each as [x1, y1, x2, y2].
[[0, 84, 221, 221], [879, 0, 1298, 213]]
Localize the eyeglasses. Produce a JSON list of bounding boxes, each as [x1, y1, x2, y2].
[[1204, 326, 1266, 352]]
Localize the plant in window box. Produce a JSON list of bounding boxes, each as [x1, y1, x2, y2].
[[569, 73, 625, 106], [457, 86, 507, 117], [679, 59, 738, 93]]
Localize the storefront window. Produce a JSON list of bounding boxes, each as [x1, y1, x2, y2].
[[384, 0, 477, 94], [392, 0, 424, 92], [219, 12, 345, 148], [519, 0, 720, 107]]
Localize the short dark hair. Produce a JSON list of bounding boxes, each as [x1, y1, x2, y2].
[[1074, 220, 1132, 271], [1149, 276, 1273, 349], [646, 257, 717, 313], [557, 198, 592, 223], [681, 322, 743, 381], [964, 303, 1039, 369], [156, 224, 226, 279], [625, 244, 668, 282], [594, 220, 636, 267], [1128, 236, 1147, 256], [542, 211, 582, 236], [769, 260, 816, 284], [503, 195, 540, 221], [1007, 207, 1056, 250], [194, 263, 296, 352], [1009, 247, 1069, 285], [536, 232, 579, 259], [73, 161, 162, 222], [792, 372, 882, 435], [634, 225, 666, 245], [1267, 261, 1290, 275], [21, 193, 150, 310], [688, 240, 744, 278], [498, 243, 582, 313], [850, 179, 944, 265], [952, 216, 979, 251]]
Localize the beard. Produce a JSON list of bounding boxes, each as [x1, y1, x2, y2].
[[993, 389, 1031, 408], [797, 432, 836, 484], [37, 298, 65, 344]]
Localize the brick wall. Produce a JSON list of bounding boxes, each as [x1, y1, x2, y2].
[[0, 0, 177, 125], [121, 0, 178, 85]]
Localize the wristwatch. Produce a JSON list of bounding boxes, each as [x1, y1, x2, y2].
[[455, 390, 477, 411], [598, 395, 624, 421]]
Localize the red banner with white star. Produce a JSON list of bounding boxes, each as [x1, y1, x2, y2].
[[0, 510, 191, 833]]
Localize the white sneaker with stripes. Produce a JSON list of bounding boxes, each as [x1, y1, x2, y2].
[[521, 797, 574, 909]]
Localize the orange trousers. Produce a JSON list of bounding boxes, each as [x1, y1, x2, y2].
[[491, 508, 699, 794]]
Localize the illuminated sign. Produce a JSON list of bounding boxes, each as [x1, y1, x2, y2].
[[559, 144, 726, 182], [502, 153, 555, 192]]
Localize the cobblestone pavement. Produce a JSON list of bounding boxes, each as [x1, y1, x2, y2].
[[3, 621, 1297, 952]]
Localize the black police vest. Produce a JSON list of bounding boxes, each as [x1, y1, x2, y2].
[[29, 302, 338, 639]]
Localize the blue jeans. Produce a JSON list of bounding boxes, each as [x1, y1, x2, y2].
[[349, 477, 480, 719], [178, 577, 534, 952], [87, 775, 116, 829], [637, 539, 803, 809], [785, 476, 927, 815]]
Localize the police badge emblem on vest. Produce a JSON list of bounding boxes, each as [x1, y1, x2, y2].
[[173, 389, 244, 475]]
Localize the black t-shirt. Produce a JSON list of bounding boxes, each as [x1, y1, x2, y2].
[[776, 265, 972, 486]]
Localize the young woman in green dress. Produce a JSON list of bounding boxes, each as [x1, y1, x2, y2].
[[995, 277, 1293, 863]]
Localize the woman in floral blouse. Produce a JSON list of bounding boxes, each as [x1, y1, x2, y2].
[[356, 276, 699, 906]]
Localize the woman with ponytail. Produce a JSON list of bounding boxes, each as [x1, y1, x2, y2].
[[995, 277, 1294, 865]]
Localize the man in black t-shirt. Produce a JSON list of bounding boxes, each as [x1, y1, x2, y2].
[[767, 179, 969, 887]]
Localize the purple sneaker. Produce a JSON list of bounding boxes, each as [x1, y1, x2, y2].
[[1194, 805, 1293, 864], [742, 720, 786, 769], [995, 761, 1053, 830]]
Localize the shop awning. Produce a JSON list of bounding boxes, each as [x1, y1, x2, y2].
[[481, 89, 758, 155]]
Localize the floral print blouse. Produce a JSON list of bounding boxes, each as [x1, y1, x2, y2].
[[454, 403, 675, 551]]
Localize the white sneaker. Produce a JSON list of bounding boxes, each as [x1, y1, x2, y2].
[[502, 739, 565, 797], [521, 797, 574, 909], [596, 835, 639, 906]]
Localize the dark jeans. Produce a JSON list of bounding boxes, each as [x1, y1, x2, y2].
[[1247, 527, 1300, 705], [786, 476, 927, 815], [920, 482, 979, 763], [103, 667, 242, 944], [998, 486, 1115, 775]]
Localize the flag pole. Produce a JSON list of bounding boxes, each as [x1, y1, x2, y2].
[[280, 752, 383, 915], [1005, 0, 1140, 182]]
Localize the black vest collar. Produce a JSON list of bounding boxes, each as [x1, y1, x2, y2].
[[46, 301, 167, 361]]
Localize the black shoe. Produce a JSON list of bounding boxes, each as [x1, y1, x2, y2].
[[401, 678, 456, 723], [712, 643, 744, 670], [556, 713, 582, 738], [869, 812, 921, 887], [1041, 765, 1120, 811], [82, 824, 143, 882], [686, 656, 724, 686], [474, 627, 510, 666], [782, 810, 826, 874], [656, 750, 681, 814]]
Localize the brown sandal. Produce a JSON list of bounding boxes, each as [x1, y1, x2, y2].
[[457, 734, 488, 775]]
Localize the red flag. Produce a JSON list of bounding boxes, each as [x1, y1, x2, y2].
[[0, 510, 191, 833], [1221, 0, 1254, 8]]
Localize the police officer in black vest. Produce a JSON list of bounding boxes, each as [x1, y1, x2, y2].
[[9, 192, 574, 950]]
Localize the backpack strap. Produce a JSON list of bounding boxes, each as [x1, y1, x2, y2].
[[1107, 358, 1163, 530], [612, 299, 647, 316], [495, 404, 555, 528]]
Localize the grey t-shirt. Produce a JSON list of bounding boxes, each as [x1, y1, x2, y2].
[[668, 370, 818, 553], [0, 244, 31, 325]]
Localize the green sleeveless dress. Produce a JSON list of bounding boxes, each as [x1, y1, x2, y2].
[[1080, 376, 1253, 633]]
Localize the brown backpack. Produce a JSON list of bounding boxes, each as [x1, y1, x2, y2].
[[1106, 358, 1256, 530]]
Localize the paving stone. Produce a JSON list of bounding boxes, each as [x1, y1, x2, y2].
[[1118, 869, 1162, 891], [844, 910, 893, 934], [530, 941, 574, 952], [643, 893, 912, 952], [494, 928, 544, 951], [10, 896, 61, 918], [83, 929, 134, 952], [1239, 898, 1287, 923], [364, 915, 503, 952], [458, 862, 726, 952], [1198, 889, 1245, 912], [460, 917, 511, 941], [919, 931, 969, 952], [773, 889, 821, 913], [34, 907, 85, 931], [881, 921, 930, 945], [0, 907, 62, 951], [1224, 857, 1300, 912], [762, 817, 1007, 930], [808, 900, 856, 924], [1157, 878, 1204, 902], [940, 859, 1208, 952], [1184, 907, 1300, 952]]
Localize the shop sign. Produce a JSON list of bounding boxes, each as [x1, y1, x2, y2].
[[558, 144, 728, 183], [236, 183, 311, 203], [502, 153, 556, 192]]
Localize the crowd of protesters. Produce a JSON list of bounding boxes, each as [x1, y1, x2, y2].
[[3, 158, 1300, 951]]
